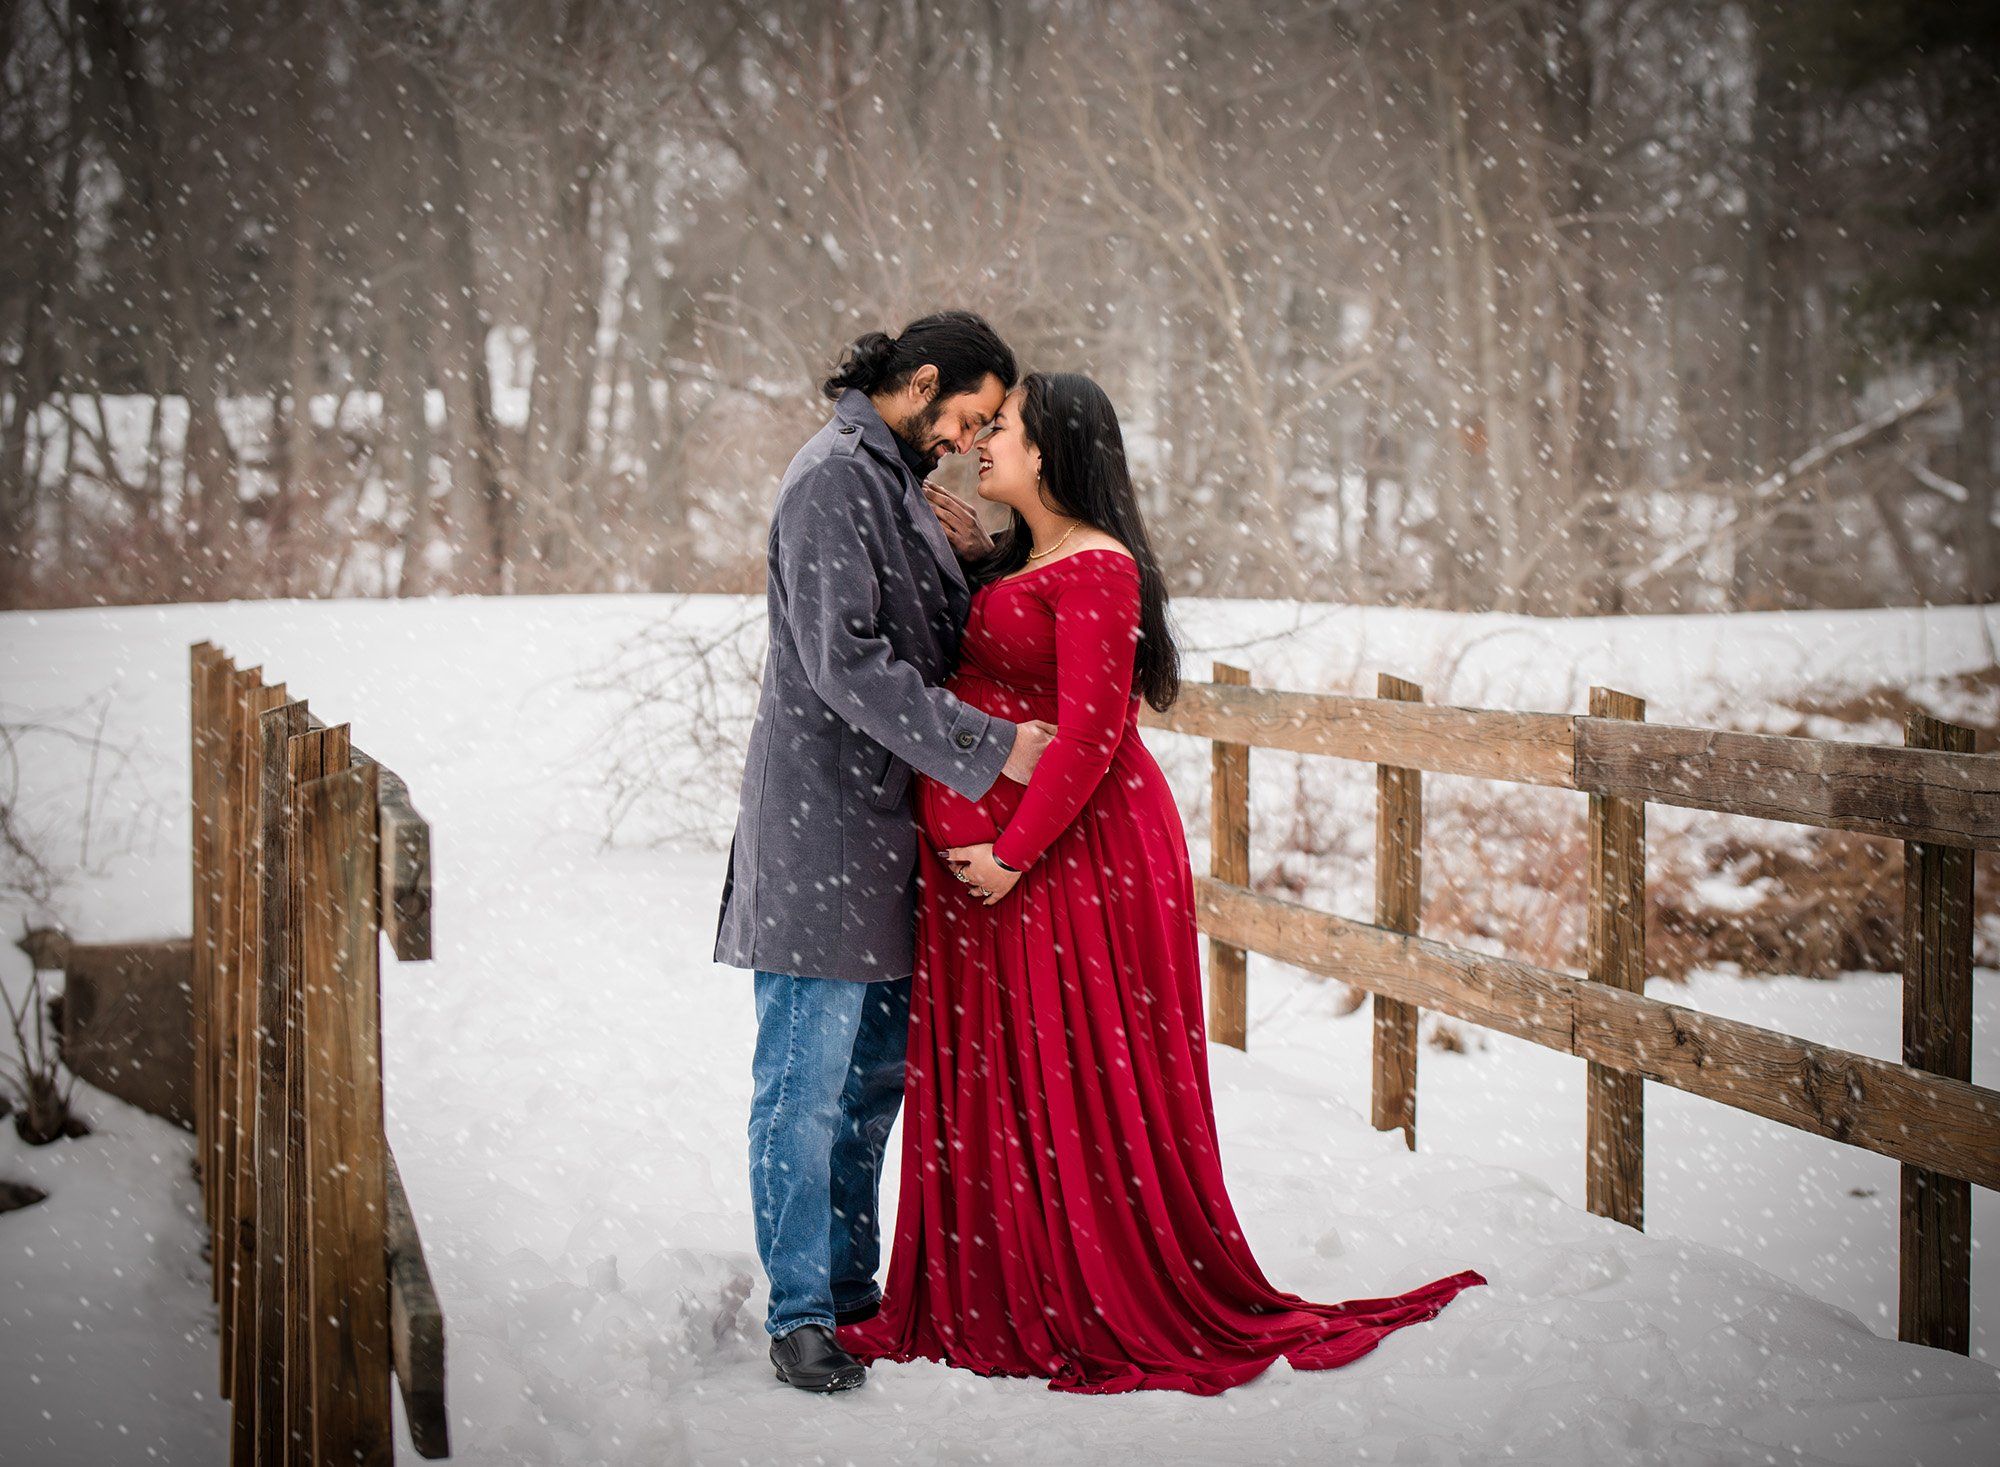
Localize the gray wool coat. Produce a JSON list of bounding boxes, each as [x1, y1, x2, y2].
[[713, 389, 1018, 983]]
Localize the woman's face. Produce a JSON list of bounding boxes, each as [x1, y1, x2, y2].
[[971, 387, 1042, 510]]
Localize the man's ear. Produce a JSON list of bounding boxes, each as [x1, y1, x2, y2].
[[910, 363, 939, 402]]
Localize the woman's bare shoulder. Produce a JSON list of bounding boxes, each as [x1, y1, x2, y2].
[[1069, 528, 1135, 561]]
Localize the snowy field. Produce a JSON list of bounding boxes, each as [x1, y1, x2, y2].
[[3, 593, 1998, 1466]]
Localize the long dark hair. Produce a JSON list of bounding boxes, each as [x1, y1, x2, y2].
[[979, 372, 1181, 711], [820, 310, 1018, 403]]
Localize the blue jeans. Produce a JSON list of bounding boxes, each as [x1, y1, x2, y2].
[[748, 970, 910, 1339]]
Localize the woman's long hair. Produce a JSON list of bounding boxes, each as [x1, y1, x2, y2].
[[979, 372, 1181, 711]]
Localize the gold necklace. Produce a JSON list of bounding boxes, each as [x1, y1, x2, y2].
[[1025, 521, 1081, 561]]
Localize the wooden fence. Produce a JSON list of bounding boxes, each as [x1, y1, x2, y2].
[[190, 642, 448, 1464], [1142, 666, 1999, 1356]]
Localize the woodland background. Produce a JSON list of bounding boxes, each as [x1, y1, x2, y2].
[[2, 0, 1995, 613]]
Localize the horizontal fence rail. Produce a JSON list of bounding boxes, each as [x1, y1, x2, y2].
[[1148, 681, 1581, 789], [1144, 686, 2000, 850], [1141, 667, 1995, 1356], [1194, 877, 2000, 1193], [1574, 718, 2000, 849]]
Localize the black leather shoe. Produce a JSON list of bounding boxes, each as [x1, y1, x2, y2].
[[770, 1323, 867, 1393], [833, 1298, 879, 1328]]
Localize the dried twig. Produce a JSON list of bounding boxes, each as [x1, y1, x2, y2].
[[2, 920, 79, 1144], [576, 600, 769, 850]]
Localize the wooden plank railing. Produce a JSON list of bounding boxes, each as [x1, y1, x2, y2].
[[1149, 681, 2000, 848], [190, 642, 449, 1463], [1142, 665, 1997, 1356]]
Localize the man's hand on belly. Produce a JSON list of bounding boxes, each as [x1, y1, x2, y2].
[[999, 720, 1056, 784]]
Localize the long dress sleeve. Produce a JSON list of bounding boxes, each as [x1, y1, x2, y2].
[[990, 556, 1142, 871]]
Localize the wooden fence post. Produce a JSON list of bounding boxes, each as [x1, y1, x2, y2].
[[1586, 687, 1647, 1229], [287, 723, 350, 1459], [190, 646, 226, 1239], [254, 701, 309, 1464], [1209, 663, 1251, 1050], [216, 668, 245, 1314], [216, 666, 262, 1368], [212, 667, 260, 1295], [1900, 712, 1975, 1354], [229, 681, 285, 1466], [1372, 675, 1422, 1149], [300, 758, 392, 1467]]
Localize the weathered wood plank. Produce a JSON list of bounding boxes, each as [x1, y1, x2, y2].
[[1195, 877, 2000, 1191], [1143, 679, 1995, 848], [1371, 674, 1422, 1150], [1195, 878, 1579, 1053], [314, 724, 431, 964], [299, 761, 393, 1467], [1570, 984, 2000, 1193], [1207, 664, 1250, 1051], [1574, 717, 2000, 849], [51, 938, 194, 1125], [372, 762, 433, 963], [229, 680, 284, 1466], [1144, 681, 1578, 789], [214, 665, 261, 1378], [387, 1148, 451, 1459], [286, 723, 349, 1462], [208, 662, 253, 1280], [1899, 714, 1975, 1355], [254, 701, 309, 1465], [190, 648, 207, 1169], [189, 646, 227, 1237], [1585, 688, 1647, 1230], [189, 649, 209, 1179]]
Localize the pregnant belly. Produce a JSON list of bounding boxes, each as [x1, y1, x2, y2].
[[918, 768, 1025, 850], [918, 672, 1041, 849]]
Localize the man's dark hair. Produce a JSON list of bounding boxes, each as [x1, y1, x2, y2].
[[820, 310, 1018, 404]]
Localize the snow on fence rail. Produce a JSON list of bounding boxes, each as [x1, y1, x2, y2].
[[189, 643, 446, 1464], [1142, 667, 1999, 1357]]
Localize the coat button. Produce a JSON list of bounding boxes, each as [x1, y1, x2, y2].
[[955, 731, 975, 749], [839, 425, 857, 434]]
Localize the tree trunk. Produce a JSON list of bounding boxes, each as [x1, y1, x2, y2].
[[1541, 0, 1622, 613], [274, 13, 324, 599], [1958, 327, 1999, 605], [1734, 11, 1810, 608], [517, 0, 607, 590], [387, 270, 436, 598], [406, 50, 510, 592]]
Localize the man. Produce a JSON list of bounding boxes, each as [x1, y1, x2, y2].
[[714, 311, 1053, 1393]]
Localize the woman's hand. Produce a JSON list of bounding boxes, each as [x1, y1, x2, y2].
[[942, 843, 1021, 906], [924, 476, 995, 560]]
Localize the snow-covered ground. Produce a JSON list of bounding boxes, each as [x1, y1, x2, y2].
[[2, 594, 1997, 1466]]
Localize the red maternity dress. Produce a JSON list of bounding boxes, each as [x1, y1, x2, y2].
[[841, 548, 1483, 1394]]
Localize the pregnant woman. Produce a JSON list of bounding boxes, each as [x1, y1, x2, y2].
[[841, 372, 1483, 1394]]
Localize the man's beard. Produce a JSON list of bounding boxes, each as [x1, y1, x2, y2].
[[893, 397, 947, 472]]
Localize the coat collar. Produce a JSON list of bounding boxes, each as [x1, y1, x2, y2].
[[833, 388, 905, 470], [832, 389, 966, 594]]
